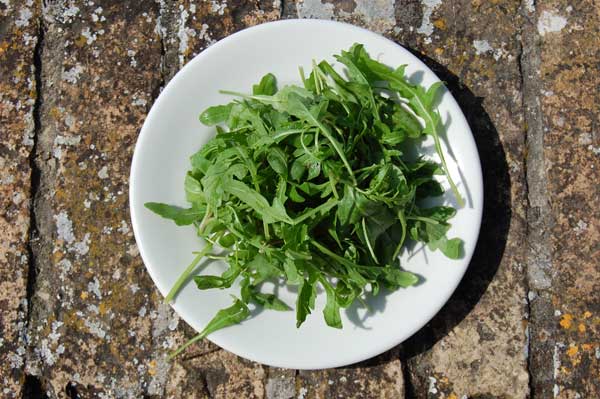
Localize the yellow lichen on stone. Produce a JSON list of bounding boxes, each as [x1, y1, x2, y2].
[[75, 36, 88, 47], [565, 345, 582, 366], [433, 19, 447, 30], [63, 310, 85, 330], [53, 251, 64, 263], [582, 311, 592, 319], [148, 359, 157, 376], [566, 346, 578, 357], [560, 313, 573, 329], [581, 343, 593, 351], [0, 41, 10, 55]]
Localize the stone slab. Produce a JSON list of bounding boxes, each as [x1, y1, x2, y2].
[[0, 1, 40, 397], [26, 1, 165, 397], [536, 1, 600, 397]]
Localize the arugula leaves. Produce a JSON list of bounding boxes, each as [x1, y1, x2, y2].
[[168, 296, 249, 359], [144, 202, 204, 226], [146, 44, 464, 357]]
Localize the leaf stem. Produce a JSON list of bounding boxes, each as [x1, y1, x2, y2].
[[164, 243, 214, 303], [168, 332, 205, 359], [362, 218, 379, 264], [392, 210, 408, 260], [405, 215, 440, 224], [391, 79, 464, 207]]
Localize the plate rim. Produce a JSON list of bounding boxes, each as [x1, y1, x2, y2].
[[129, 18, 484, 369]]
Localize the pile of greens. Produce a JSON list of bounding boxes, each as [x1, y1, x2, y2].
[[146, 44, 463, 357]]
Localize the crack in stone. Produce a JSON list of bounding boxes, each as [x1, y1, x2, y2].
[[281, 0, 297, 19], [515, 31, 535, 398], [518, 0, 556, 396], [23, 15, 49, 399], [26, 13, 44, 334], [151, 0, 168, 104], [401, 361, 418, 398], [22, 374, 49, 399]]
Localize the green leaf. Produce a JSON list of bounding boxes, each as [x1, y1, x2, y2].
[[224, 180, 293, 224], [194, 260, 241, 289], [283, 259, 303, 285], [335, 280, 358, 308], [144, 202, 204, 226], [419, 206, 457, 222], [441, 237, 462, 259], [199, 104, 233, 126], [184, 173, 204, 204], [321, 279, 342, 328], [190, 151, 212, 175], [429, 236, 463, 259], [205, 298, 250, 334], [276, 177, 287, 204], [240, 277, 252, 304], [292, 197, 338, 225], [336, 186, 379, 226], [296, 280, 313, 328], [252, 292, 292, 311], [286, 93, 356, 183], [194, 275, 226, 289], [288, 185, 305, 203], [306, 160, 321, 180], [381, 267, 418, 288], [169, 296, 249, 358], [248, 254, 280, 283], [391, 105, 422, 139], [267, 147, 288, 176], [290, 156, 307, 181], [253, 73, 278, 95], [218, 233, 236, 248]]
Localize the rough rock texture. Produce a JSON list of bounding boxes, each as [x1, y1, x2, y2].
[[0, 1, 40, 397], [25, 1, 166, 397], [160, 0, 283, 80], [0, 0, 598, 397], [297, 349, 405, 398], [532, 1, 600, 397]]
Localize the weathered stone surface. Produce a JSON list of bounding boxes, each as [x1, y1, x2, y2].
[[297, 349, 405, 398], [26, 1, 165, 397], [161, 0, 282, 80], [535, 1, 600, 397], [0, 0, 40, 397], [167, 346, 267, 398], [265, 368, 295, 399], [521, 0, 556, 396], [297, 0, 397, 34]]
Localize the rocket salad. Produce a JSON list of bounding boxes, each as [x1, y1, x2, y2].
[[145, 44, 463, 358]]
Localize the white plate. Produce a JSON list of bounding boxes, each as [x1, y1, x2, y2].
[[130, 19, 483, 369]]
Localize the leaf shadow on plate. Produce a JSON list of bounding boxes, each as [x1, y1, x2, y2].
[[344, 271, 425, 330], [344, 51, 511, 373]]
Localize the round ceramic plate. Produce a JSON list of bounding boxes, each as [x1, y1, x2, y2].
[[130, 19, 483, 369]]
